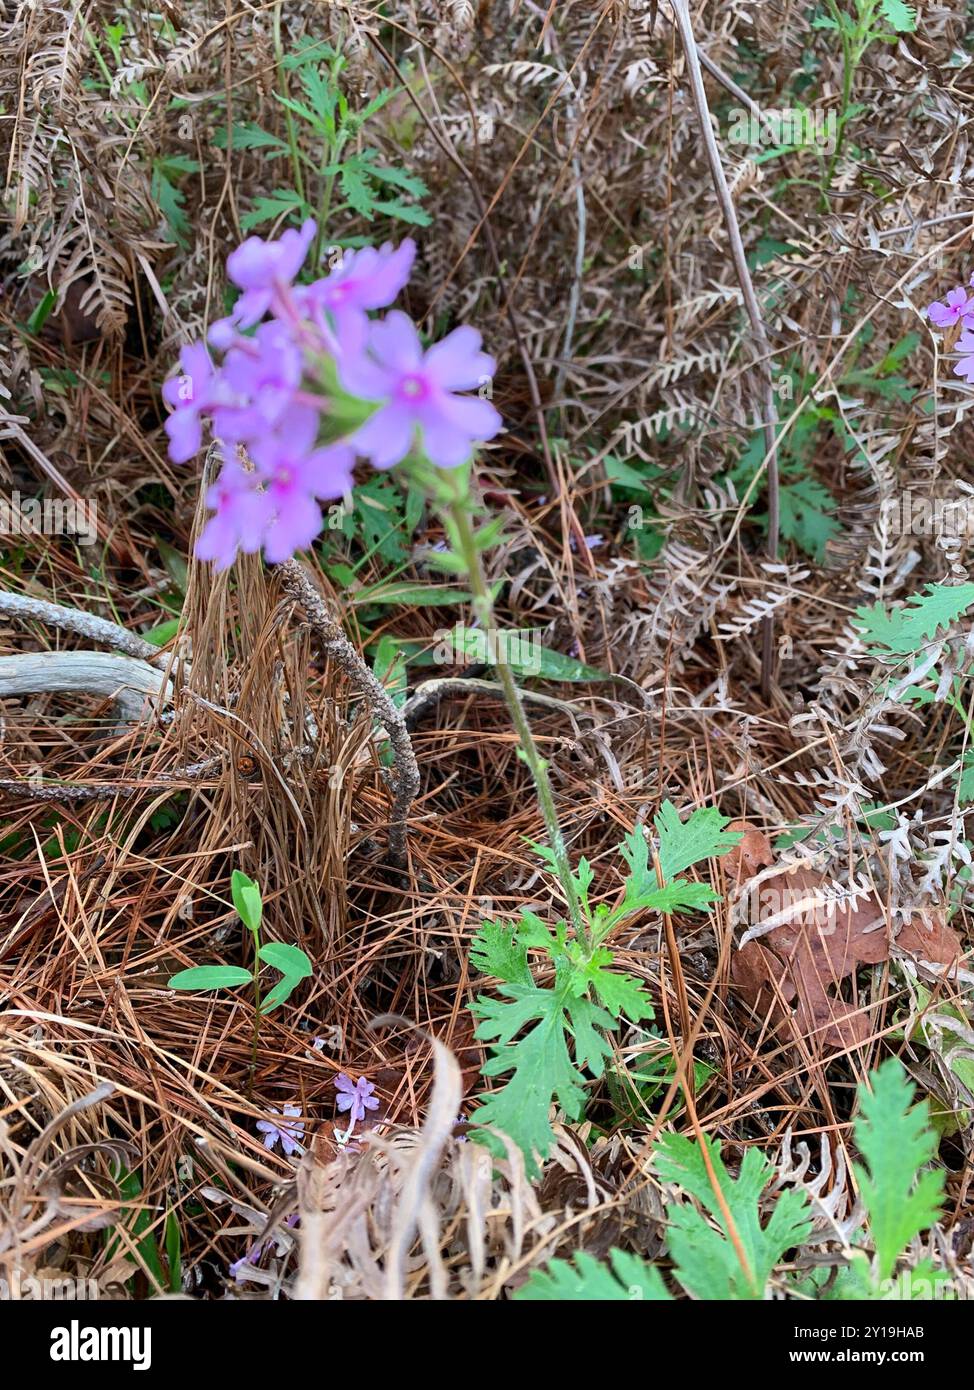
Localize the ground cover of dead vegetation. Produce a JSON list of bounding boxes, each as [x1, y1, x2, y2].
[[0, 0, 973, 1304]]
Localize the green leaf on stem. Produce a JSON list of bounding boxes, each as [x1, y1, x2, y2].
[[167, 966, 252, 992]]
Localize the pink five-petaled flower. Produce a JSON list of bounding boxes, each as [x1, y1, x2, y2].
[[297, 239, 417, 356], [249, 406, 354, 563], [210, 218, 318, 342], [214, 320, 305, 443], [255, 1104, 305, 1157], [162, 342, 217, 463], [197, 414, 353, 570], [340, 310, 503, 468], [195, 451, 267, 571], [953, 330, 974, 383], [926, 285, 974, 331], [334, 1072, 379, 1124]]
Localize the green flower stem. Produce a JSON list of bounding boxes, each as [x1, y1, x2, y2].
[[249, 920, 262, 1097], [273, 3, 306, 207], [443, 484, 586, 944], [821, 0, 889, 197]]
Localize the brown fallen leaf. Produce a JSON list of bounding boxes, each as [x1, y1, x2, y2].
[[730, 829, 965, 1053], [732, 867, 887, 1050], [725, 820, 775, 882], [894, 915, 962, 968]]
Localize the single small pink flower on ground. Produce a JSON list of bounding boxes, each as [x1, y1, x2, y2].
[[334, 1072, 379, 1123], [926, 285, 974, 330], [255, 1103, 305, 1157], [340, 311, 502, 468]]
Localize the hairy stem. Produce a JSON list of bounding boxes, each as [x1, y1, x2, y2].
[[444, 489, 585, 940]]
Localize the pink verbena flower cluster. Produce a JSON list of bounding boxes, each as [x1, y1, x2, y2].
[[161, 220, 502, 569], [925, 275, 974, 384]]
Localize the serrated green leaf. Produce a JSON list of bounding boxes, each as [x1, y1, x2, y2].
[[471, 979, 614, 1174], [879, 0, 916, 32], [470, 919, 532, 986], [281, 38, 335, 70], [212, 124, 290, 155], [335, 160, 376, 217], [853, 1058, 944, 1284], [151, 158, 198, 249], [655, 1133, 813, 1299], [515, 1247, 671, 1301], [361, 156, 429, 199], [240, 190, 311, 232], [371, 198, 433, 227], [604, 827, 724, 933], [654, 802, 742, 882], [300, 66, 338, 127], [855, 583, 974, 660], [778, 475, 842, 561], [570, 948, 654, 1022], [273, 93, 326, 132], [353, 89, 396, 124]]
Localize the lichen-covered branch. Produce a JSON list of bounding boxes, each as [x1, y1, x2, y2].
[[0, 588, 164, 664]]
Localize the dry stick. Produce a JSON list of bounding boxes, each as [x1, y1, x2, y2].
[[402, 676, 593, 731], [276, 560, 419, 867], [668, 0, 780, 701], [0, 650, 174, 721], [0, 759, 223, 805], [0, 588, 164, 663]]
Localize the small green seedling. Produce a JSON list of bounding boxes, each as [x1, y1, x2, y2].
[[168, 871, 312, 1089]]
